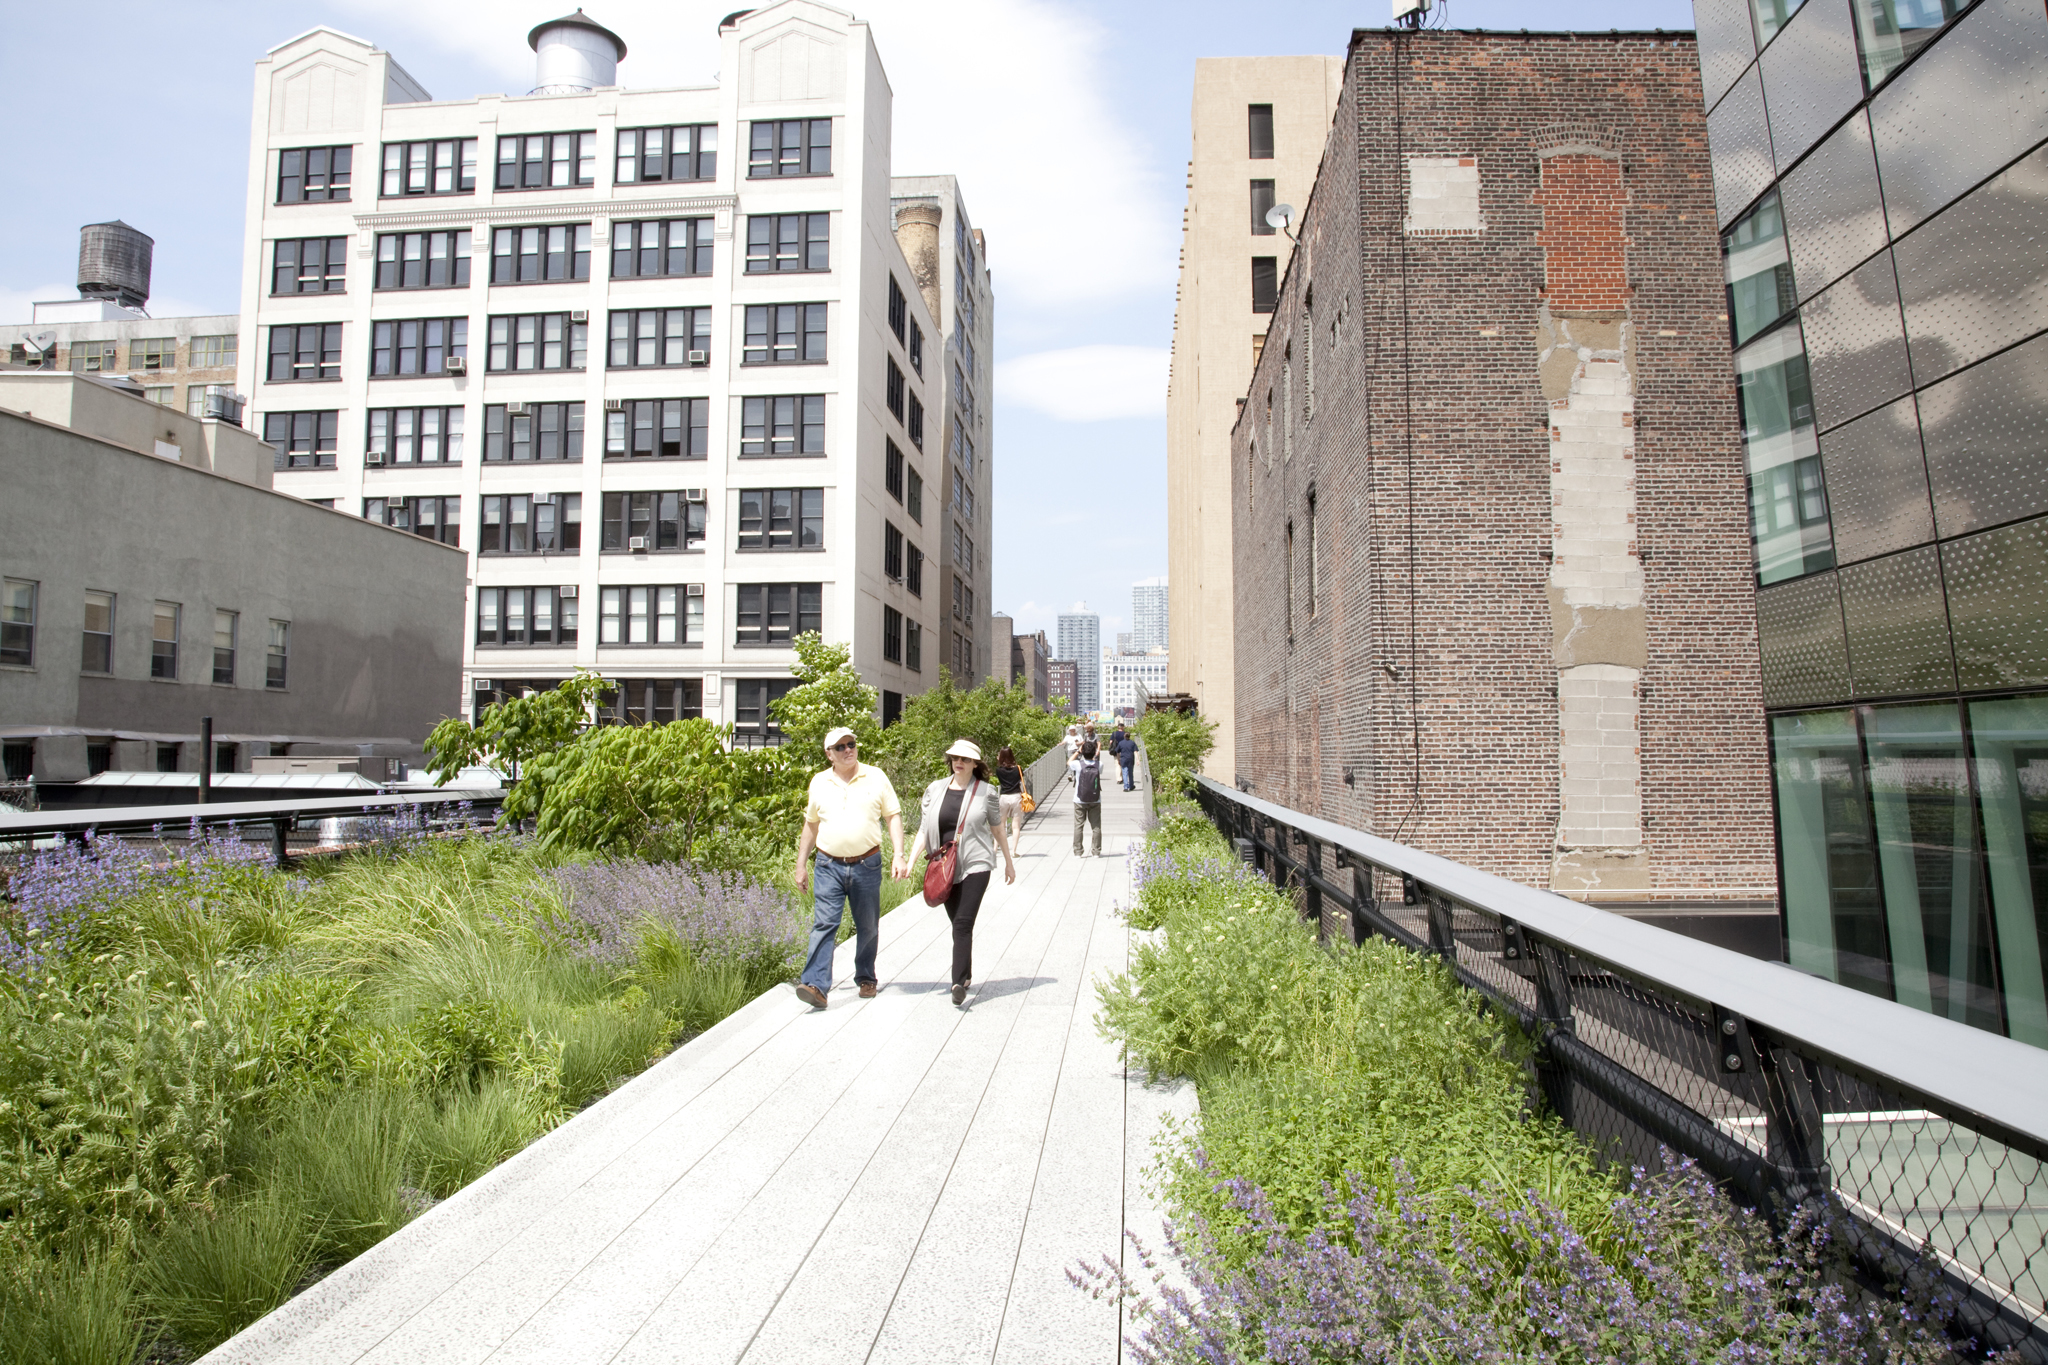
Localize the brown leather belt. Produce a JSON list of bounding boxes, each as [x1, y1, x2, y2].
[[819, 846, 880, 866]]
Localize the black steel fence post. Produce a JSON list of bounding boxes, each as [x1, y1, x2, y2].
[[1751, 1025, 1832, 1208], [1302, 836, 1324, 938], [271, 815, 290, 868]]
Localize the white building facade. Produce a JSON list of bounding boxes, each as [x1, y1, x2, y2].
[[1055, 610, 1100, 714], [1130, 576, 1167, 654], [1102, 650, 1168, 719], [236, 2, 989, 741]]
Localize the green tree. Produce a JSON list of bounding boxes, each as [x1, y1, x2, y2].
[[423, 671, 612, 823], [770, 633, 882, 760], [1133, 708, 1218, 796], [526, 718, 801, 858], [872, 670, 1065, 798]]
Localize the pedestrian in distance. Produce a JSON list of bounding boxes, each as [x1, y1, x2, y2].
[[907, 739, 1016, 1006], [793, 726, 908, 1009], [995, 745, 1026, 845], [1070, 739, 1104, 857], [1113, 726, 1138, 792]]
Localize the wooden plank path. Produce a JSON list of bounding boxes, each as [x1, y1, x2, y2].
[[207, 770, 1192, 1365]]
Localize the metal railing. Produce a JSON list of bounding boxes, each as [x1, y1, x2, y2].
[[0, 790, 505, 866], [1193, 776, 2048, 1362]]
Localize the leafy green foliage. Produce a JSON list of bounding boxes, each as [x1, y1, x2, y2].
[[1133, 709, 1218, 796], [423, 670, 613, 821], [770, 632, 883, 758], [869, 668, 1065, 798]]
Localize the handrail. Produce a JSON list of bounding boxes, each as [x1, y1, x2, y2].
[[1192, 775, 2048, 1362]]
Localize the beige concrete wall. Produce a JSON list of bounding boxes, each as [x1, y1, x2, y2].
[[1165, 55, 1342, 782], [0, 372, 272, 489]]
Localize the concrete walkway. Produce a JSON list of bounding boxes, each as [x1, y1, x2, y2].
[[208, 768, 1191, 1365]]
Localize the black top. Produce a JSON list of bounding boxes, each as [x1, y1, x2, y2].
[[996, 763, 1022, 795], [938, 784, 966, 846]]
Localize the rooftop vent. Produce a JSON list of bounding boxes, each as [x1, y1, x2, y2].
[[77, 220, 153, 311], [528, 9, 627, 94]]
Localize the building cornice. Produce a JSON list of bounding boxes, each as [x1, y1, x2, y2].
[[353, 193, 739, 233]]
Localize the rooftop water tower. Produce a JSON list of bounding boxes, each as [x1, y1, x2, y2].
[[528, 9, 627, 95], [76, 220, 153, 311]]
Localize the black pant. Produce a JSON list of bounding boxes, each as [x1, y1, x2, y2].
[[944, 870, 993, 986]]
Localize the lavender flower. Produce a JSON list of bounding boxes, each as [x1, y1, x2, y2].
[[548, 859, 801, 972]]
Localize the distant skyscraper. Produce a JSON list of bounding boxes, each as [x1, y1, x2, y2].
[[1132, 577, 1168, 654], [1056, 610, 1101, 713]]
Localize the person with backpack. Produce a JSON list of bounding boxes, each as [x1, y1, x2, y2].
[[906, 739, 1015, 1005], [1069, 739, 1104, 857]]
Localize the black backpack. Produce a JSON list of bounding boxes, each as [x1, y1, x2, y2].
[[1077, 759, 1101, 804]]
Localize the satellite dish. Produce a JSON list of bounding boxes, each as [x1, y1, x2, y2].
[[1265, 203, 1295, 233], [23, 331, 56, 356]]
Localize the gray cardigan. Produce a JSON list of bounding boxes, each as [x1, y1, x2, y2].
[[917, 775, 1004, 881]]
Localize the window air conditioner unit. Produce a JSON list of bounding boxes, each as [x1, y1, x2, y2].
[[558, 584, 577, 598], [685, 487, 706, 500], [365, 451, 385, 466], [474, 678, 493, 691], [444, 355, 467, 374], [387, 496, 407, 509], [687, 349, 708, 365], [506, 401, 530, 415], [628, 536, 649, 551], [569, 310, 589, 322], [604, 398, 624, 411], [686, 584, 704, 598]]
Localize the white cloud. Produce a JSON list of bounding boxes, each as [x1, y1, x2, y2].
[[995, 344, 1168, 421], [332, 0, 1178, 314]]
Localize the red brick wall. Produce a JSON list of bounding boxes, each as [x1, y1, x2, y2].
[[1535, 153, 1632, 311], [1229, 30, 1775, 903]]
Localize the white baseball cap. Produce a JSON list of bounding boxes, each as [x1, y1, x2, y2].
[[823, 726, 859, 752]]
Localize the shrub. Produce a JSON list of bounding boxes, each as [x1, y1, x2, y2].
[[1133, 710, 1217, 797]]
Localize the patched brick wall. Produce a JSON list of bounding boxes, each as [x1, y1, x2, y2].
[[1230, 29, 1776, 910]]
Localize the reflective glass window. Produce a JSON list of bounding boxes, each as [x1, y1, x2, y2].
[[1736, 326, 1833, 583], [1894, 144, 2048, 387], [1724, 192, 1797, 347], [1697, 0, 1760, 108], [1942, 515, 2048, 689], [1757, 571, 1852, 707], [1772, 708, 1891, 997], [1838, 544, 1956, 695], [1852, 0, 1968, 86], [1752, 0, 1808, 44], [1815, 393, 1931, 563], [1777, 111, 1888, 303], [1708, 65, 1777, 227], [1760, 0, 1865, 167], [1968, 693, 2048, 1047], [1798, 251, 1912, 430]]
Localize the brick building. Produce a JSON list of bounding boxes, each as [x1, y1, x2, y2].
[[1233, 28, 1777, 947]]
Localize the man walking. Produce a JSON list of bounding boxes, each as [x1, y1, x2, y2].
[[794, 726, 907, 1009], [1069, 739, 1104, 857], [1113, 726, 1138, 791]]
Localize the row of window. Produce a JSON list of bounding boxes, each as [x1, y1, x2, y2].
[[12, 335, 238, 375], [0, 580, 288, 687], [262, 303, 832, 381], [271, 213, 834, 297], [355, 487, 833, 556], [474, 582, 823, 648], [264, 395, 866, 471], [275, 120, 831, 205]]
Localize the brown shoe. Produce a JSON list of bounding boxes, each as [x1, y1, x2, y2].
[[858, 980, 877, 999], [795, 984, 828, 1010]]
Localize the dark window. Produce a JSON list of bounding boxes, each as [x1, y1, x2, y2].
[[881, 688, 902, 725], [745, 213, 830, 272], [908, 395, 924, 449], [367, 407, 464, 464], [371, 318, 468, 376], [156, 743, 179, 772], [608, 308, 712, 367], [266, 621, 288, 689], [1251, 179, 1277, 235], [1, 579, 36, 667], [906, 543, 924, 597], [611, 218, 713, 277], [735, 583, 822, 645], [887, 276, 907, 341], [375, 230, 472, 289], [273, 237, 348, 294], [906, 620, 922, 672], [4, 741, 35, 780], [909, 321, 923, 374], [885, 440, 904, 501], [365, 495, 462, 546], [87, 740, 112, 776], [487, 314, 588, 371], [615, 124, 718, 183], [739, 395, 825, 457], [212, 610, 238, 685], [603, 491, 707, 551], [748, 119, 831, 177], [268, 323, 342, 381], [608, 678, 705, 725], [1252, 257, 1278, 314], [484, 403, 585, 462], [884, 522, 903, 579], [480, 494, 580, 553], [1248, 104, 1274, 159], [264, 411, 339, 469], [494, 131, 597, 190], [907, 467, 924, 524], [81, 590, 113, 673], [743, 303, 828, 364], [150, 600, 179, 679], [492, 224, 592, 283], [278, 145, 352, 203], [476, 587, 579, 646], [886, 358, 905, 420], [737, 489, 824, 551], [599, 585, 703, 645], [883, 605, 903, 663], [606, 398, 710, 459], [380, 138, 478, 197], [732, 678, 797, 745]]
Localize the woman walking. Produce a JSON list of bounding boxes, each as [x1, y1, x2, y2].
[[909, 739, 1017, 1005], [995, 746, 1026, 846]]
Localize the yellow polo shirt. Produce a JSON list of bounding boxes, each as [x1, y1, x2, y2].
[[805, 763, 903, 857]]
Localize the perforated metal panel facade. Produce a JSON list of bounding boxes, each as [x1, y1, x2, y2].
[[1700, 0, 2048, 1042]]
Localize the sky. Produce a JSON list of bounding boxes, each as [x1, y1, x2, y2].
[[1, 0, 1693, 649]]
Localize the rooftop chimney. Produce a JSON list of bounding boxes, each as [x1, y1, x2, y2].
[[528, 9, 627, 95], [77, 220, 153, 311]]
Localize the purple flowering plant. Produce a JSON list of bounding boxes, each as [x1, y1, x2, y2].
[[546, 858, 803, 979]]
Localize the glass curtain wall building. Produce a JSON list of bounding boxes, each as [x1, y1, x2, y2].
[[1696, 0, 2048, 1043]]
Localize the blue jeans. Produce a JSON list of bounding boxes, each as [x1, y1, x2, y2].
[[1119, 759, 1136, 790], [801, 851, 882, 991]]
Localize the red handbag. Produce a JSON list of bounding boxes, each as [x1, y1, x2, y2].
[[922, 778, 977, 905]]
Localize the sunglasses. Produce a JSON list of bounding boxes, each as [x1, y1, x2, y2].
[[830, 741, 858, 752]]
